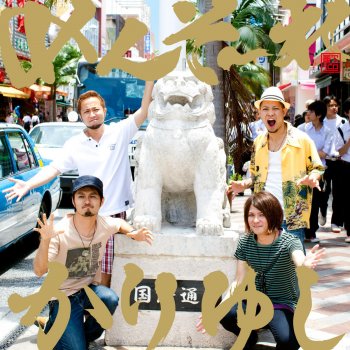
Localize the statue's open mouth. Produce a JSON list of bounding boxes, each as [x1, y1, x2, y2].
[[158, 93, 204, 113]]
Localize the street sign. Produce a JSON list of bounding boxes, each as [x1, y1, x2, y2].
[[130, 279, 208, 312], [144, 32, 151, 59]]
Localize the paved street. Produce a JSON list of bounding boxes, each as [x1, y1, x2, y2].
[[1, 193, 350, 349]]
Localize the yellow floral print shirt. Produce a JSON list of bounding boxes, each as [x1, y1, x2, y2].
[[249, 122, 324, 230]]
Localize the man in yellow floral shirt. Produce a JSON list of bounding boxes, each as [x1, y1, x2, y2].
[[229, 87, 324, 245]]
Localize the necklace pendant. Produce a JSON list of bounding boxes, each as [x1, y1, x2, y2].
[[82, 249, 90, 257]]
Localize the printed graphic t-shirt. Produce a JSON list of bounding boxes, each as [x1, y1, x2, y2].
[[48, 214, 122, 297]]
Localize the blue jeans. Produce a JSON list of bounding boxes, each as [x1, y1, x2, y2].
[[220, 303, 299, 350], [45, 284, 119, 350], [282, 221, 305, 253]]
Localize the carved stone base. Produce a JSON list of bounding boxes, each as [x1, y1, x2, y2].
[[106, 225, 239, 347]]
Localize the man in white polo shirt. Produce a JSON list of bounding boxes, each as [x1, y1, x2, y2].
[[334, 98, 350, 243], [4, 81, 154, 287]]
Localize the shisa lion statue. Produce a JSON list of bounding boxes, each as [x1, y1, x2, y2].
[[133, 72, 230, 235]]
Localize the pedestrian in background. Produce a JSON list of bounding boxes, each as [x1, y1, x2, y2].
[[32, 111, 40, 127], [196, 191, 325, 350], [303, 100, 334, 242], [23, 113, 32, 132], [321, 95, 347, 233], [4, 81, 154, 288], [296, 110, 310, 132], [5, 111, 14, 124], [249, 108, 266, 140], [33, 175, 153, 349], [334, 98, 350, 243], [228, 87, 324, 247]]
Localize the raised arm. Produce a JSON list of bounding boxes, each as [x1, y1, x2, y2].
[[3, 165, 60, 202], [133, 81, 154, 128]]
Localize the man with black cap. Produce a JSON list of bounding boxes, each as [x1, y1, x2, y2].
[[228, 86, 324, 245], [5, 82, 154, 288], [33, 175, 153, 349]]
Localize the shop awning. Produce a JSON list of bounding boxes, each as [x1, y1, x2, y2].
[[29, 84, 68, 96], [29, 84, 51, 92], [299, 80, 316, 90], [56, 101, 72, 107], [316, 76, 332, 89], [278, 82, 292, 91], [0, 85, 30, 99], [57, 89, 68, 97], [279, 80, 315, 91]]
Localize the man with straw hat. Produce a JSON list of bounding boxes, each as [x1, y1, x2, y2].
[[228, 86, 324, 246]]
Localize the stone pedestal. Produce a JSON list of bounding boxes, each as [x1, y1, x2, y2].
[[106, 225, 239, 348]]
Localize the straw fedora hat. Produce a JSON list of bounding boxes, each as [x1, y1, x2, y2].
[[254, 86, 290, 109]]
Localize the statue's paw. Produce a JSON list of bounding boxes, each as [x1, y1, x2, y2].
[[196, 219, 223, 236], [223, 212, 231, 228], [133, 215, 160, 232]]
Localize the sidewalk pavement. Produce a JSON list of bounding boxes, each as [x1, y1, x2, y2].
[[2, 192, 350, 349]]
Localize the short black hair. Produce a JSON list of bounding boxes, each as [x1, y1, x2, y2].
[[307, 100, 327, 122], [343, 97, 350, 114], [323, 95, 339, 106]]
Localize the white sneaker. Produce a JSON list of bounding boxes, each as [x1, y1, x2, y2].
[[345, 236, 350, 243], [331, 224, 341, 233], [318, 214, 326, 226], [310, 237, 320, 243]]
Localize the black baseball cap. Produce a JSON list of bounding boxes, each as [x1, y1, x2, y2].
[[72, 175, 103, 198]]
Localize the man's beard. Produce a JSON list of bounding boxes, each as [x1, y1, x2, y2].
[[86, 123, 103, 130], [83, 210, 94, 217]]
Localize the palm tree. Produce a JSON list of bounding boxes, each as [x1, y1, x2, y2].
[[47, 43, 81, 121], [197, 0, 279, 174], [236, 63, 270, 98], [20, 47, 80, 123]]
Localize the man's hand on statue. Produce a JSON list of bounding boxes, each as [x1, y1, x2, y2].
[[296, 175, 321, 191], [2, 178, 30, 202], [195, 315, 206, 334], [129, 227, 154, 245], [34, 213, 64, 241]]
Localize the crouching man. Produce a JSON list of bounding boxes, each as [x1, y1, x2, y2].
[[33, 175, 153, 349]]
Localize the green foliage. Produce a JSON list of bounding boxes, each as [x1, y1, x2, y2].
[[229, 173, 243, 183], [44, 0, 69, 9], [236, 63, 271, 98], [51, 43, 82, 87]]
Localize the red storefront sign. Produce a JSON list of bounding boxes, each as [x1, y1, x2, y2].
[[320, 53, 341, 74]]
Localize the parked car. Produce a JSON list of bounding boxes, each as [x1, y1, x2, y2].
[[29, 122, 85, 197], [0, 124, 61, 258]]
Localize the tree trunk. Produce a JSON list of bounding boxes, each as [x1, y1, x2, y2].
[[50, 85, 57, 122], [201, 0, 226, 143]]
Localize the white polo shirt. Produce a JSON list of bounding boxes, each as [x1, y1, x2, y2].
[[52, 116, 138, 215], [304, 123, 334, 166], [334, 121, 350, 163]]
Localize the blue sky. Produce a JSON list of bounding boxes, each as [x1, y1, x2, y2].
[[145, 0, 159, 50]]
